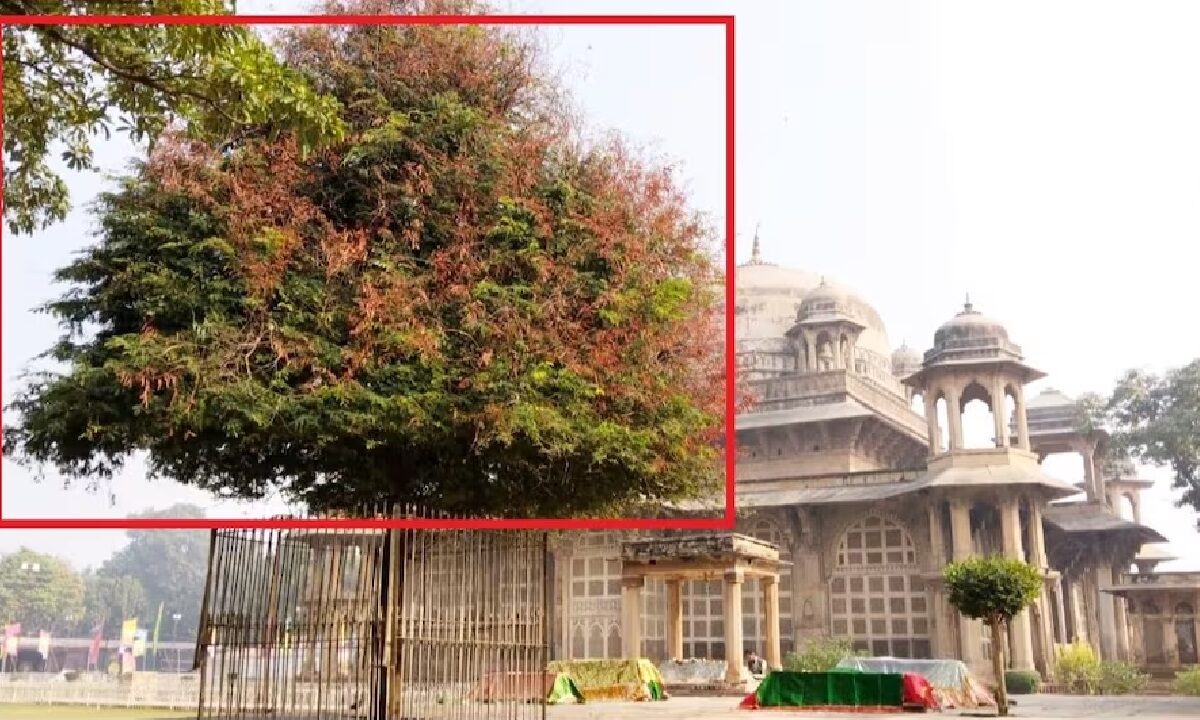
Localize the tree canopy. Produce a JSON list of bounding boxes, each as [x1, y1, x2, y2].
[[97, 504, 209, 639], [0, 548, 85, 632], [1, 0, 345, 235], [3, 0, 726, 517], [943, 556, 1042, 717], [1093, 359, 1200, 526]]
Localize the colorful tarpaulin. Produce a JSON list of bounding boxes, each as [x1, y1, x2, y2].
[[741, 671, 904, 711], [547, 659, 668, 702], [835, 657, 995, 708]]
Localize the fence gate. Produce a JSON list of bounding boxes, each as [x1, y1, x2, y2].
[[196, 516, 549, 720]]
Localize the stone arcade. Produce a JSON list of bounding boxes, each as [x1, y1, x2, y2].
[[548, 239, 1190, 683]]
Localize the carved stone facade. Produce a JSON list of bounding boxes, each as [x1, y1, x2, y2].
[[549, 251, 1174, 681]]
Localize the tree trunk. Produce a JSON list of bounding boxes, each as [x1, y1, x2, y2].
[[991, 620, 1009, 717]]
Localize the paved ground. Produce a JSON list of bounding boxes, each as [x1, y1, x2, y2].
[[547, 694, 1200, 719]]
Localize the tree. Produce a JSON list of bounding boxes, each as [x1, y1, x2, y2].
[[81, 571, 146, 635], [3, 0, 725, 517], [2, 0, 345, 235], [98, 504, 210, 640], [943, 556, 1042, 717], [0, 548, 85, 632], [1104, 359, 1200, 526]]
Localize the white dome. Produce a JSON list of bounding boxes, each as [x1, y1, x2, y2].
[[735, 262, 891, 359]]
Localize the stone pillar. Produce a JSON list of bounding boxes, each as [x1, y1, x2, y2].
[[1080, 443, 1099, 503], [1014, 384, 1031, 451], [621, 576, 644, 659], [928, 500, 946, 568], [1094, 566, 1118, 660], [1028, 501, 1048, 570], [1112, 580, 1130, 661], [992, 378, 1009, 448], [805, 336, 816, 372], [1130, 609, 1144, 664], [945, 385, 964, 451], [723, 571, 749, 684], [1053, 576, 1068, 644], [950, 499, 982, 667], [924, 393, 942, 454], [762, 576, 782, 670], [1000, 498, 1035, 671], [1163, 614, 1180, 666], [666, 578, 684, 661]]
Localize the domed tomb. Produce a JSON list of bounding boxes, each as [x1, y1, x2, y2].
[[735, 243, 891, 378]]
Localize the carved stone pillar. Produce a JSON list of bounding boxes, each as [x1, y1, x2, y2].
[[992, 378, 1009, 448], [1000, 498, 1035, 671], [945, 385, 964, 451], [1163, 614, 1180, 666], [621, 576, 644, 659], [723, 571, 749, 684], [762, 576, 782, 670], [950, 498, 982, 668], [924, 393, 942, 454], [1014, 384, 1031, 451], [666, 578, 683, 661], [1027, 502, 1048, 570], [1112, 578, 1130, 661], [1094, 566, 1118, 660], [1053, 576, 1068, 644], [1079, 442, 1099, 503]]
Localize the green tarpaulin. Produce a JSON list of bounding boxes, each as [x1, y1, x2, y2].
[[755, 671, 904, 708], [546, 673, 586, 704]]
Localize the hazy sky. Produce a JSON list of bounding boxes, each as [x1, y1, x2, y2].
[[3, 0, 1199, 570]]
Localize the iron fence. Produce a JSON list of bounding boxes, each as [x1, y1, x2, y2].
[[196, 509, 549, 720]]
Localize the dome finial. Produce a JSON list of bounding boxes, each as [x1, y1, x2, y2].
[[963, 292, 974, 314], [750, 222, 763, 264]]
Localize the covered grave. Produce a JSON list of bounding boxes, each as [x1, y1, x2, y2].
[[836, 657, 995, 709]]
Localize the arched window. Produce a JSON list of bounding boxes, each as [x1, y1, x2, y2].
[[830, 516, 931, 658]]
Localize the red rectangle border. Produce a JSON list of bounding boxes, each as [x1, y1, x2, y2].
[[0, 12, 736, 530]]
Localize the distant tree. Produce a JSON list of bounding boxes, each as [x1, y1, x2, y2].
[[0, 548, 85, 632], [1103, 360, 1200, 527], [943, 556, 1042, 717], [3, 0, 725, 517], [81, 571, 146, 635], [98, 504, 209, 639], [1, 0, 344, 234]]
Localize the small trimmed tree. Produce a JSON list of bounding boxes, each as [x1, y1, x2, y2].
[[943, 556, 1042, 717]]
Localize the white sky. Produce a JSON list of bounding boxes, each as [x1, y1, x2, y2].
[[3, 0, 1199, 571]]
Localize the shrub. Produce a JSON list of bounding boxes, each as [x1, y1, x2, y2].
[[1097, 661, 1149, 695], [1054, 643, 1149, 695], [1055, 642, 1101, 694], [1173, 666, 1200, 696], [1005, 669, 1040, 694], [783, 637, 856, 672]]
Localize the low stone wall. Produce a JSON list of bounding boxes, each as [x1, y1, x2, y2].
[[658, 659, 728, 685]]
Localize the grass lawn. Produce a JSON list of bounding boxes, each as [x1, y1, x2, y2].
[[0, 705, 193, 719]]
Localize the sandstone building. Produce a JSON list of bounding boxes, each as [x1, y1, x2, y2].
[[549, 239, 1195, 681]]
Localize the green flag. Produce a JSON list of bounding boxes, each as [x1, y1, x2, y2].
[[151, 603, 164, 661]]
